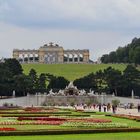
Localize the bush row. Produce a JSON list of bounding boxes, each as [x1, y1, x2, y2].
[[1, 114, 90, 117], [17, 117, 66, 121], [0, 111, 72, 114], [0, 128, 140, 136]]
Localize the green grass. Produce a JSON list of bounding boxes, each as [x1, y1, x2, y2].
[[0, 132, 140, 140], [93, 115, 140, 128], [22, 64, 128, 81], [0, 114, 139, 130]]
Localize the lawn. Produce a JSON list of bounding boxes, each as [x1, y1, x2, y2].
[[22, 63, 128, 81], [0, 107, 139, 139], [0, 109, 139, 130], [0, 132, 140, 140]]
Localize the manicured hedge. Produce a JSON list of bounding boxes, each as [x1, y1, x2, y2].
[[0, 128, 140, 136], [1, 114, 90, 117], [0, 111, 72, 114], [17, 117, 66, 121]]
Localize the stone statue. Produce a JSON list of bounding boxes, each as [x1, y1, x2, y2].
[[48, 89, 55, 96]]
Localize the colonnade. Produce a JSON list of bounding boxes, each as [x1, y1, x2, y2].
[[64, 50, 89, 63], [13, 46, 90, 63], [13, 49, 39, 63]]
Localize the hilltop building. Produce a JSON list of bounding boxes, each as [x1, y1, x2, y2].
[[13, 42, 89, 64]]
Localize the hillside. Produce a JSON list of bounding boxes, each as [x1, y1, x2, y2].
[[22, 64, 128, 81]]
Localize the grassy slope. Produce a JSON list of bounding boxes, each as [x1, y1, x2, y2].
[[22, 64, 128, 81], [0, 133, 140, 140]]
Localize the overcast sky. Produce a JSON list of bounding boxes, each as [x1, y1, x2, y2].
[[0, 0, 140, 60]]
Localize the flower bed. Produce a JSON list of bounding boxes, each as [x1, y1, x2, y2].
[[17, 117, 111, 123], [61, 122, 128, 128], [17, 117, 66, 121], [0, 127, 16, 131], [24, 107, 43, 112], [67, 118, 112, 123], [0, 121, 64, 125], [112, 114, 140, 121]]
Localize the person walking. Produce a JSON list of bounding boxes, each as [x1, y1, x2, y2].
[[112, 105, 116, 114], [98, 104, 102, 112], [103, 104, 107, 112], [138, 104, 140, 113]]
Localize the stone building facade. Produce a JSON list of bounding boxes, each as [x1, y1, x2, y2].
[[13, 42, 90, 63]]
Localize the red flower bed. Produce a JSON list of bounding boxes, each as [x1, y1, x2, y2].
[[112, 114, 140, 120], [0, 128, 16, 131], [17, 117, 66, 121], [24, 107, 43, 112], [17, 117, 111, 123]]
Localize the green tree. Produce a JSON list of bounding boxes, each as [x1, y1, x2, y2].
[[28, 69, 38, 93], [123, 65, 140, 96], [38, 73, 47, 91], [95, 70, 107, 93], [101, 54, 109, 63], [104, 67, 122, 95], [101, 37, 140, 64], [0, 63, 13, 96], [47, 74, 69, 90], [5, 59, 23, 76], [133, 47, 140, 65], [112, 99, 120, 106], [14, 74, 32, 96], [74, 73, 97, 90], [109, 51, 117, 63]]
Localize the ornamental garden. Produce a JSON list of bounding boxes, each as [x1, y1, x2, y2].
[[0, 106, 139, 135]]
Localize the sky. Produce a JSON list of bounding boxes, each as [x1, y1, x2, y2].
[[0, 0, 140, 61]]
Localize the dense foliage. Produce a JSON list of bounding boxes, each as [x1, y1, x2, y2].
[[0, 59, 69, 96], [74, 65, 140, 97], [0, 59, 140, 97], [101, 37, 140, 65], [47, 74, 69, 90]]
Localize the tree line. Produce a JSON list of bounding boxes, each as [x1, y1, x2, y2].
[[0, 59, 140, 97], [0, 59, 69, 97], [74, 65, 140, 97], [101, 37, 140, 65]]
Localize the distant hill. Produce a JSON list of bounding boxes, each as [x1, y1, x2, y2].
[[101, 37, 140, 65], [22, 63, 128, 81]]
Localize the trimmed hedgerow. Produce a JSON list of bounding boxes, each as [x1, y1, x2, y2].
[[0, 128, 140, 136]]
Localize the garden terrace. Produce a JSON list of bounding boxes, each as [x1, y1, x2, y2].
[[0, 107, 139, 136]]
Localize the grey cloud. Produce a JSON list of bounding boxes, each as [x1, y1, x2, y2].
[[0, 0, 140, 30], [0, 0, 139, 60]]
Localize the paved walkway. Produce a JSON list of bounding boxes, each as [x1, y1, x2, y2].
[[85, 107, 140, 116], [115, 108, 140, 116], [58, 106, 140, 116]]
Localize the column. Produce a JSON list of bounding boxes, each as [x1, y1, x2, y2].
[[33, 54, 35, 63], [72, 54, 75, 62], [27, 54, 30, 63], [83, 51, 89, 63], [83, 54, 89, 63], [67, 54, 69, 62], [22, 54, 25, 63], [77, 54, 80, 63]]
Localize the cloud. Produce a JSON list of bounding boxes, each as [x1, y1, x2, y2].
[[0, 0, 140, 60], [0, 22, 136, 60], [0, 0, 140, 30]]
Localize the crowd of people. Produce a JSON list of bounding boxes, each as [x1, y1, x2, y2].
[[74, 103, 118, 114], [74, 103, 140, 114]]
